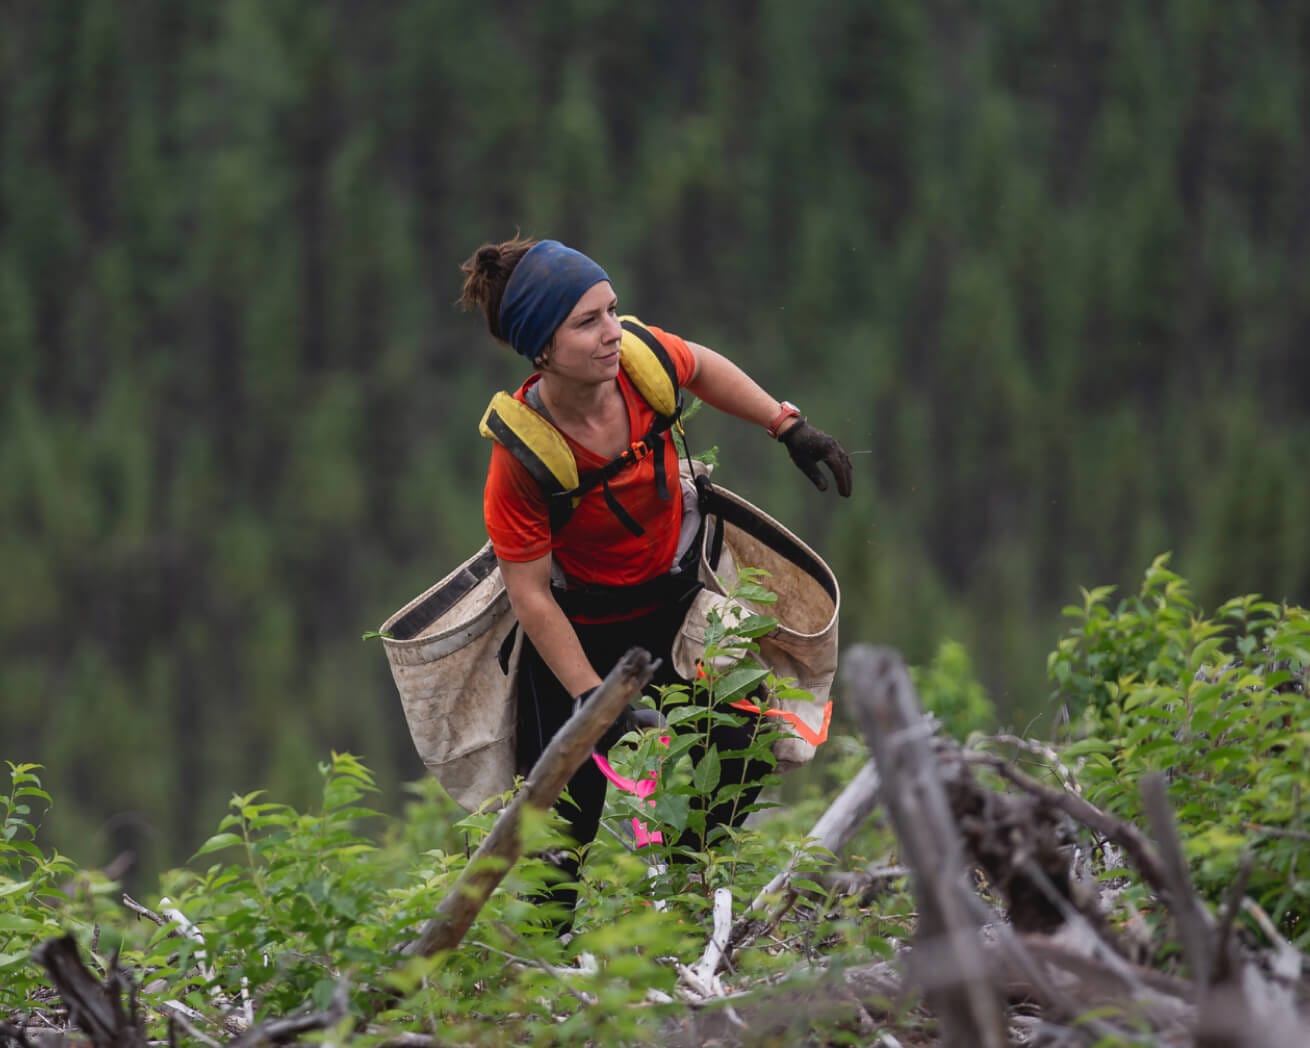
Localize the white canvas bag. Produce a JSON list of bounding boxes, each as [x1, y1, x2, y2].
[[379, 544, 519, 811], [672, 484, 840, 771]]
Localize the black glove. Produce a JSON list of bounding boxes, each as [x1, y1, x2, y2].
[[780, 420, 853, 497], [574, 689, 666, 751]]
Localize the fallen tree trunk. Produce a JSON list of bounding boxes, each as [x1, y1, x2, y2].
[[840, 644, 1009, 1048]]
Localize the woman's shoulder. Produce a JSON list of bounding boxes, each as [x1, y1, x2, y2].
[[626, 319, 697, 386]]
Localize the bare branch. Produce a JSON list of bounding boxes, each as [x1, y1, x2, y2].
[[963, 748, 1174, 897], [404, 647, 657, 958], [32, 936, 148, 1048], [1139, 774, 1214, 989], [732, 758, 881, 952], [226, 979, 349, 1048]]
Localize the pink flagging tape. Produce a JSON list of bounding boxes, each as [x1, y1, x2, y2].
[[591, 735, 671, 847]]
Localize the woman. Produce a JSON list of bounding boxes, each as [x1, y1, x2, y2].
[[459, 236, 851, 927]]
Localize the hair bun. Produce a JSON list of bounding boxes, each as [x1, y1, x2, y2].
[[475, 245, 502, 276]]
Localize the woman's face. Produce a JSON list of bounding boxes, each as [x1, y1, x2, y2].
[[541, 281, 622, 383]]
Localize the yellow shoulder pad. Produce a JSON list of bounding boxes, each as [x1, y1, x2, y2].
[[479, 391, 580, 492], [618, 316, 680, 418]]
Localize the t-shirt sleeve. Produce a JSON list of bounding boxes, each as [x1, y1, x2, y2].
[[645, 324, 698, 388], [483, 442, 554, 562]]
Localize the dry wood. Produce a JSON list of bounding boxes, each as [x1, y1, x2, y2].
[[404, 647, 657, 958], [31, 935, 147, 1048], [962, 748, 1174, 899], [1141, 773, 1215, 989], [225, 981, 349, 1048], [683, 887, 734, 998], [841, 643, 1009, 1048]]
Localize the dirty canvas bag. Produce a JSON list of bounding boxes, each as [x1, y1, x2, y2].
[[672, 484, 839, 772], [379, 544, 519, 811]]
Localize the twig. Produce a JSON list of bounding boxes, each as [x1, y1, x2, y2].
[[468, 934, 599, 1004], [974, 733, 1084, 797], [370, 1035, 447, 1048], [226, 979, 349, 1048], [162, 1004, 222, 1048], [32, 935, 148, 1048], [1240, 898, 1305, 990], [1243, 822, 1310, 843], [121, 894, 170, 930], [687, 888, 733, 993], [1212, 852, 1254, 973]]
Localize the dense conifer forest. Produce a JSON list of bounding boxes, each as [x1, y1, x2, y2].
[[3, 0, 1309, 885]]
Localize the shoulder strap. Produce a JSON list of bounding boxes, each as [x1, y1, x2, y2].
[[479, 391, 579, 532], [619, 316, 680, 420]]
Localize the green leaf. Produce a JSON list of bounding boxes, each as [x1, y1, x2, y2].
[[652, 793, 689, 835], [692, 747, 721, 794], [194, 833, 244, 857], [0, 914, 47, 933], [713, 665, 772, 704], [663, 705, 706, 727], [733, 583, 778, 604], [729, 614, 779, 638]]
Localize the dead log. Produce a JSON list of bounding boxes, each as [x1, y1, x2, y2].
[[840, 644, 1009, 1048], [403, 647, 657, 958]]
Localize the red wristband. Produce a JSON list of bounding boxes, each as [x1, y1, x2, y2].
[[766, 401, 803, 439]]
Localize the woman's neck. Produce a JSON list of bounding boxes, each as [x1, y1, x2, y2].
[[536, 372, 619, 427]]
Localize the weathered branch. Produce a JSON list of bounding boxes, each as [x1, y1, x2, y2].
[[1140, 773, 1215, 990], [226, 980, 349, 1048], [683, 887, 733, 998], [963, 748, 1174, 897], [31, 935, 147, 1048], [840, 644, 1009, 1048], [404, 647, 657, 958]]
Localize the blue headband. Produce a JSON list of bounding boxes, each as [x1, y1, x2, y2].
[[497, 240, 610, 360]]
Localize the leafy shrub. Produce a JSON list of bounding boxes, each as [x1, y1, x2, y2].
[[911, 639, 996, 739], [1, 578, 906, 1041], [0, 763, 82, 1007], [1050, 555, 1310, 941]]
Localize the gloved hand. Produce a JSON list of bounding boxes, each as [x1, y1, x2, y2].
[[574, 689, 666, 751], [780, 420, 853, 497]]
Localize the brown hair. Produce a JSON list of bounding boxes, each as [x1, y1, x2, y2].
[[458, 235, 539, 341]]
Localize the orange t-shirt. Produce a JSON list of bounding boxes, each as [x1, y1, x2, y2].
[[483, 324, 697, 589]]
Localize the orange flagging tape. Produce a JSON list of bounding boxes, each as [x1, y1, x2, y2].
[[728, 698, 832, 746]]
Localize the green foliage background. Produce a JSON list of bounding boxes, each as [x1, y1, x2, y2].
[[3, 1, 1308, 880]]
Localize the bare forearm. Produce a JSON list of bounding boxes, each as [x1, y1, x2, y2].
[[509, 587, 601, 697], [684, 342, 800, 436]]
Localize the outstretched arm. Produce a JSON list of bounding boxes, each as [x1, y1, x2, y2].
[[684, 341, 853, 497], [684, 341, 802, 436]]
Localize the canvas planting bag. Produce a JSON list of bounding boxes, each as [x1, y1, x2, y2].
[[672, 483, 840, 771], [379, 544, 519, 811]]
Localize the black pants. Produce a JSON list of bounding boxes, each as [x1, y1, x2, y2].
[[515, 581, 772, 925]]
